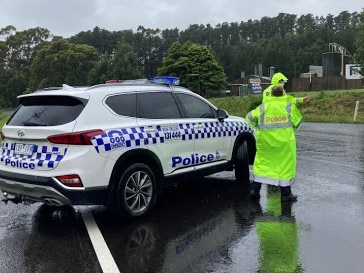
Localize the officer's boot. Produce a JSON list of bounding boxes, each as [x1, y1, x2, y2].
[[249, 182, 262, 199], [280, 186, 297, 202]]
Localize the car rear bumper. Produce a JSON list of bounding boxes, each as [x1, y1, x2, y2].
[[0, 170, 108, 206]]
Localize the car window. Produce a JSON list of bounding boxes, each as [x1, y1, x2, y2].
[[137, 92, 181, 119], [175, 93, 216, 118], [7, 96, 86, 126], [105, 93, 136, 117]]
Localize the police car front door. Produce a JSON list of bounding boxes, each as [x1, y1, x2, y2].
[[191, 119, 231, 171], [136, 92, 195, 176], [174, 93, 231, 171]]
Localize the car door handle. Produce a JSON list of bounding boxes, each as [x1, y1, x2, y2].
[[144, 127, 157, 133], [193, 124, 204, 130]]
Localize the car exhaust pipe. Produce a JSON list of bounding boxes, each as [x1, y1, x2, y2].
[[43, 198, 66, 206], [1, 192, 66, 206]]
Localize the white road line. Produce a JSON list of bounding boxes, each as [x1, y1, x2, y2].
[[81, 211, 121, 273]]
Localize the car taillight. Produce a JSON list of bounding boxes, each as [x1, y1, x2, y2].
[[57, 174, 84, 187], [47, 129, 104, 145]]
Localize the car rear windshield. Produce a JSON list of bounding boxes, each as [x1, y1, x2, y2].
[[7, 96, 87, 126]]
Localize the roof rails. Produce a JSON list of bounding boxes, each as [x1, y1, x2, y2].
[[34, 84, 89, 92], [34, 87, 63, 92]]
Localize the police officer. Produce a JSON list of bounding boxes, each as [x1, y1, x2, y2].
[[263, 72, 310, 104], [246, 85, 302, 202]]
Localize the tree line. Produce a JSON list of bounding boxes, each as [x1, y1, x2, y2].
[[1, 10, 364, 107]]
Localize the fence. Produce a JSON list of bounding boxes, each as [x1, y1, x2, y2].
[[229, 76, 364, 96], [291, 76, 364, 92]]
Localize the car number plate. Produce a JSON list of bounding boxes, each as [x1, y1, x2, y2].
[[14, 143, 37, 155]]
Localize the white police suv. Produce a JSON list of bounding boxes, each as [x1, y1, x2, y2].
[[0, 76, 256, 217]]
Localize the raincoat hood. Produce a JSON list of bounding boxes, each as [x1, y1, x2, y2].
[[271, 72, 288, 85]]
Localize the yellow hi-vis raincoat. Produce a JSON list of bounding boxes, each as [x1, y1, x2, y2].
[[246, 96, 302, 186], [263, 72, 304, 105]]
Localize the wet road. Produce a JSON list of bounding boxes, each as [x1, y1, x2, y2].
[[0, 122, 364, 273]]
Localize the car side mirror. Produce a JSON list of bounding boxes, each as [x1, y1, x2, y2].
[[217, 109, 228, 121]]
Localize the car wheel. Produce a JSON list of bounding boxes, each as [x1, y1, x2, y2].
[[117, 163, 157, 218], [235, 141, 250, 184]]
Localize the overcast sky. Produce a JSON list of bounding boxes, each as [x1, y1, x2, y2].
[[1, 0, 363, 38]]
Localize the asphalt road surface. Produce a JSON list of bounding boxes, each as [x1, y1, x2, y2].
[[0, 122, 364, 273]]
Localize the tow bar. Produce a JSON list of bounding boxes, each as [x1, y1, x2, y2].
[[2, 192, 23, 205]]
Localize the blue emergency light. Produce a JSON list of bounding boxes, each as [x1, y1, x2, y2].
[[151, 76, 180, 85]]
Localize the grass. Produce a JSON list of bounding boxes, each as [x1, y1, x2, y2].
[[209, 89, 364, 123], [0, 113, 8, 128]]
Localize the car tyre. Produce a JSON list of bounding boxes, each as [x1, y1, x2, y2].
[[235, 141, 250, 184], [117, 163, 157, 218]]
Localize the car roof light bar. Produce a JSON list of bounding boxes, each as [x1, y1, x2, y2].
[[102, 76, 180, 87], [150, 76, 180, 86]]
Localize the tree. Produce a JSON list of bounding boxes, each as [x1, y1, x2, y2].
[[5, 72, 27, 106], [88, 53, 112, 85], [1, 9, 364, 105], [0, 26, 51, 104], [110, 42, 142, 80], [354, 23, 364, 73], [29, 40, 99, 89], [0, 37, 9, 97], [69, 26, 117, 54], [5, 27, 51, 72], [158, 41, 227, 97], [88, 42, 142, 85], [135, 26, 163, 78]]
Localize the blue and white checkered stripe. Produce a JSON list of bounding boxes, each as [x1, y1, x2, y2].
[[194, 121, 253, 139], [92, 126, 164, 153], [92, 121, 253, 154], [0, 142, 67, 169]]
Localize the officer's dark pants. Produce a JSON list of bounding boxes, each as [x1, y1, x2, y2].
[[251, 182, 292, 197]]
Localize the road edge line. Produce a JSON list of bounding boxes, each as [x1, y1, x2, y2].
[[81, 211, 120, 273]]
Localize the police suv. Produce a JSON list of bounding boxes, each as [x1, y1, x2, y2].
[[0, 76, 256, 217]]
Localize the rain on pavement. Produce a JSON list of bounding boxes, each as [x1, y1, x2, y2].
[[0, 122, 364, 273]]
